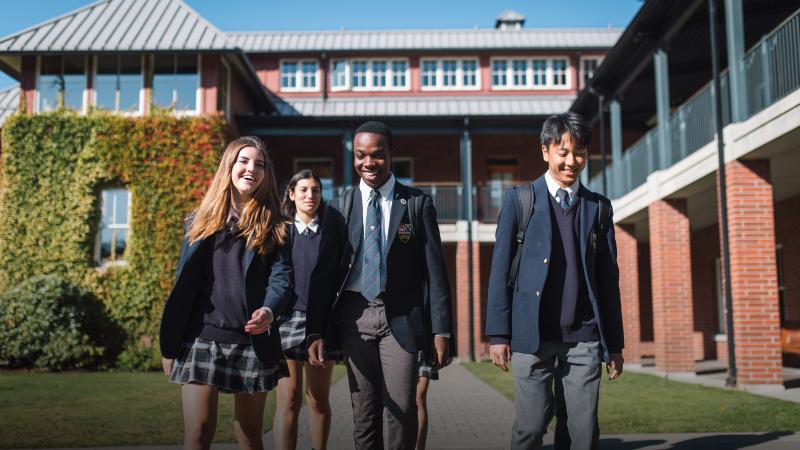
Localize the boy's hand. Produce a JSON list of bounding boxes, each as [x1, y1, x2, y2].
[[433, 335, 451, 369], [607, 352, 624, 380], [490, 344, 511, 372]]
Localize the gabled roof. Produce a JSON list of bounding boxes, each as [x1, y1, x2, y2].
[[0, 0, 236, 53], [227, 28, 622, 53], [272, 95, 575, 118], [0, 85, 19, 127]]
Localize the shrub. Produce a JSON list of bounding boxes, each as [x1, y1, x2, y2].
[[116, 338, 162, 372], [0, 274, 121, 370]]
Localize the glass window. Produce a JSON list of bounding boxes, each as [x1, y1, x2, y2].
[[582, 58, 599, 86], [97, 188, 131, 265], [462, 60, 477, 87], [532, 59, 548, 87], [280, 61, 297, 89], [422, 60, 437, 88], [294, 159, 335, 200], [301, 61, 318, 89], [152, 55, 175, 109], [512, 60, 527, 87], [492, 60, 508, 87], [391, 60, 407, 88], [151, 55, 198, 111], [331, 59, 348, 89], [372, 61, 387, 88], [442, 60, 457, 87], [96, 56, 141, 113], [217, 61, 229, 114], [552, 59, 568, 87], [38, 56, 86, 112], [352, 61, 367, 88]]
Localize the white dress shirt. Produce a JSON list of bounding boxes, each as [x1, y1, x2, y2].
[[358, 173, 395, 253], [294, 213, 319, 235], [544, 170, 580, 205]]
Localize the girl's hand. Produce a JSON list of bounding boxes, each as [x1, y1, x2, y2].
[[245, 307, 273, 335], [162, 358, 174, 377]]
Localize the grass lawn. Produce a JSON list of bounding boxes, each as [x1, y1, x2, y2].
[[0, 364, 347, 449], [463, 362, 800, 433]]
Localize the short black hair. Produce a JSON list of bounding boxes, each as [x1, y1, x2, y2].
[[540, 112, 591, 149], [354, 121, 394, 149]]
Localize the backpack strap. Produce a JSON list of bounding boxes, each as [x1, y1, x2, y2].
[[507, 182, 535, 289], [339, 186, 356, 230]]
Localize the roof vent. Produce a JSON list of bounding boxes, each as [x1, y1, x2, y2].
[[495, 10, 526, 30]]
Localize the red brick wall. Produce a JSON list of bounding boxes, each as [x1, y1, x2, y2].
[[649, 199, 695, 372], [691, 224, 721, 360], [262, 135, 343, 188], [775, 195, 800, 325], [471, 134, 545, 184], [616, 224, 641, 363], [200, 54, 219, 115], [393, 135, 461, 183], [723, 159, 782, 384], [455, 241, 483, 360]]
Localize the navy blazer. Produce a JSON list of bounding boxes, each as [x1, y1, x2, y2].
[[307, 182, 452, 354], [159, 225, 294, 364], [485, 175, 624, 362]]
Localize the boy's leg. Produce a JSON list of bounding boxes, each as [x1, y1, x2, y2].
[[378, 332, 418, 450], [556, 341, 602, 450], [510, 343, 558, 450]]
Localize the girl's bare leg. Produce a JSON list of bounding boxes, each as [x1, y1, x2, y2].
[[305, 361, 335, 450], [274, 359, 304, 450], [181, 382, 219, 450], [233, 391, 268, 450], [416, 376, 431, 450]]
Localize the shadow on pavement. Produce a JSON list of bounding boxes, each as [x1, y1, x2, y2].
[[544, 439, 666, 450], [667, 432, 794, 449]]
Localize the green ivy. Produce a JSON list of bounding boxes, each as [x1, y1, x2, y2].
[[0, 110, 228, 364]]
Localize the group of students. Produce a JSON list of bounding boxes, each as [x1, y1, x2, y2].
[[159, 113, 625, 450], [159, 121, 451, 450]]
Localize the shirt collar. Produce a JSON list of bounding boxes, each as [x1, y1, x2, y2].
[[294, 214, 319, 234], [544, 170, 580, 201], [359, 173, 395, 201]]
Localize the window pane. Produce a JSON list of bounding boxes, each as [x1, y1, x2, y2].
[[113, 189, 129, 225], [119, 57, 142, 112], [442, 60, 457, 87], [95, 56, 118, 111], [422, 61, 437, 87], [492, 60, 507, 86], [372, 61, 387, 88], [352, 61, 367, 88], [113, 230, 127, 259], [152, 55, 175, 108], [512, 60, 527, 87], [583, 58, 599, 85], [462, 60, 477, 87], [532, 59, 547, 86], [302, 61, 318, 88], [281, 61, 297, 89], [391, 61, 407, 87], [331, 60, 347, 88], [99, 228, 113, 261], [174, 55, 197, 111], [62, 56, 85, 111], [552, 59, 568, 86]]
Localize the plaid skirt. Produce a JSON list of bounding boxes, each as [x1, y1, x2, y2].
[[418, 350, 439, 380], [169, 337, 288, 394], [277, 310, 343, 362]]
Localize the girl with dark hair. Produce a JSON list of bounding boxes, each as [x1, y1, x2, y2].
[[160, 136, 293, 450], [273, 169, 338, 450]]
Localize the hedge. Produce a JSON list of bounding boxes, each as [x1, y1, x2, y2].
[[0, 110, 228, 368]]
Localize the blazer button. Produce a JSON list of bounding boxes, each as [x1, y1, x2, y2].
[[535, 291, 540, 297], [543, 258, 549, 264]]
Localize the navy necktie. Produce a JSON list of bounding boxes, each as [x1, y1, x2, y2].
[[301, 227, 313, 237], [362, 189, 383, 301], [557, 188, 570, 209]]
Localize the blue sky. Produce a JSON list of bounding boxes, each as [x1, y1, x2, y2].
[[0, 0, 642, 90]]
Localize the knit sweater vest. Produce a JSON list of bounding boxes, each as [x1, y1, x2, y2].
[[291, 226, 321, 312]]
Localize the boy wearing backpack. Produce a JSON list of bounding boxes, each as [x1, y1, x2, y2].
[[486, 112, 624, 450]]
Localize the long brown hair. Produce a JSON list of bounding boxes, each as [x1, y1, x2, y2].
[[188, 136, 288, 256]]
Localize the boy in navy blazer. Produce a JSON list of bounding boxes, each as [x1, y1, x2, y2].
[[486, 112, 624, 450]]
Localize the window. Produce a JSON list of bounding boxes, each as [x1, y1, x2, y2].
[[301, 61, 318, 89], [352, 61, 368, 88], [462, 60, 478, 87], [512, 59, 528, 87], [294, 158, 335, 200], [95, 56, 141, 113], [442, 60, 457, 87], [391, 60, 407, 88], [280, 61, 297, 89], [552, 58, 568, 87], [331, 59, 349, 90], [217, 60, 230, 115], [38, 55, 86, 112], [581, 57, 601, 88], [391, 158, 414, 185], [280, 60, 319, 92], [492, 60, 508, 87], [532, 59, 547, 87], [96, 188, 131, 265], [372, 61, 387, 88], [151, 55, 198, 112], [422, 60, 437, 88]]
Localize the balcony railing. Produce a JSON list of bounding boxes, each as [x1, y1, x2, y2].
[[590, 8, 800, 200]]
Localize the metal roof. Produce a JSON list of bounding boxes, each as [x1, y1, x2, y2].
[[496, 10, 526, 22], [228, 28, 622, 53], [0, 0, 236, 53], [272, 95, 574, 118], [0, 85, 19, 127]]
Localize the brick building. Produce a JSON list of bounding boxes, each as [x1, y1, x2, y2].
[[1, 0, 798, 386]]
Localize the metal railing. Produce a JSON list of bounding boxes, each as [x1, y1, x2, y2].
[[415, 183, 463, 222], [591, 8, 799, 200]]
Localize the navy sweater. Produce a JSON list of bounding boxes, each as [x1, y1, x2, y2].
[[291, 224, 321, 312]]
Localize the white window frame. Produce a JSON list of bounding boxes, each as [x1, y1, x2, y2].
[[94, 187, 132, 268], [148, 54, 200, 116], [280, 59, 320, 93], [580, 56, 603, 89], [330, 58, 351, 91], [349, 57, 411, 92], [91, 55, 145, 116], [491, 56, 572, 91], [419, 57, 481, 91], [36, 55, 89, 114]]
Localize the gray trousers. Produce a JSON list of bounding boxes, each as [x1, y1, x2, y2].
[[336, 293, 418, 450], [511, 341, 602, 450]]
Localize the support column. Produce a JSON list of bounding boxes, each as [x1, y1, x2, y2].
[[616, 224, 641, 364], [455, 240, 481, 360], [649, 199, 695, 373], [654, 47, 671, 171], [724, 159, 782, 385], [610, 99, 623, 196], [724, 0, 748, 121], [20, 55, 36, 113], [341, 129, 353, 188], [459, 119, 476, 361]]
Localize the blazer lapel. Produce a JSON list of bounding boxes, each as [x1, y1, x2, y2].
[[532, 176, 552, 245], [386, 183, 408, 251], [578, 185, 599, 260]]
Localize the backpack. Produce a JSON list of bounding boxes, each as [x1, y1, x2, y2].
[[506, 183, 611, 289]]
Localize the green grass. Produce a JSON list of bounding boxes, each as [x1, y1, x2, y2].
[[0, 365, 347, 449], [462, 362, 800, 433]]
